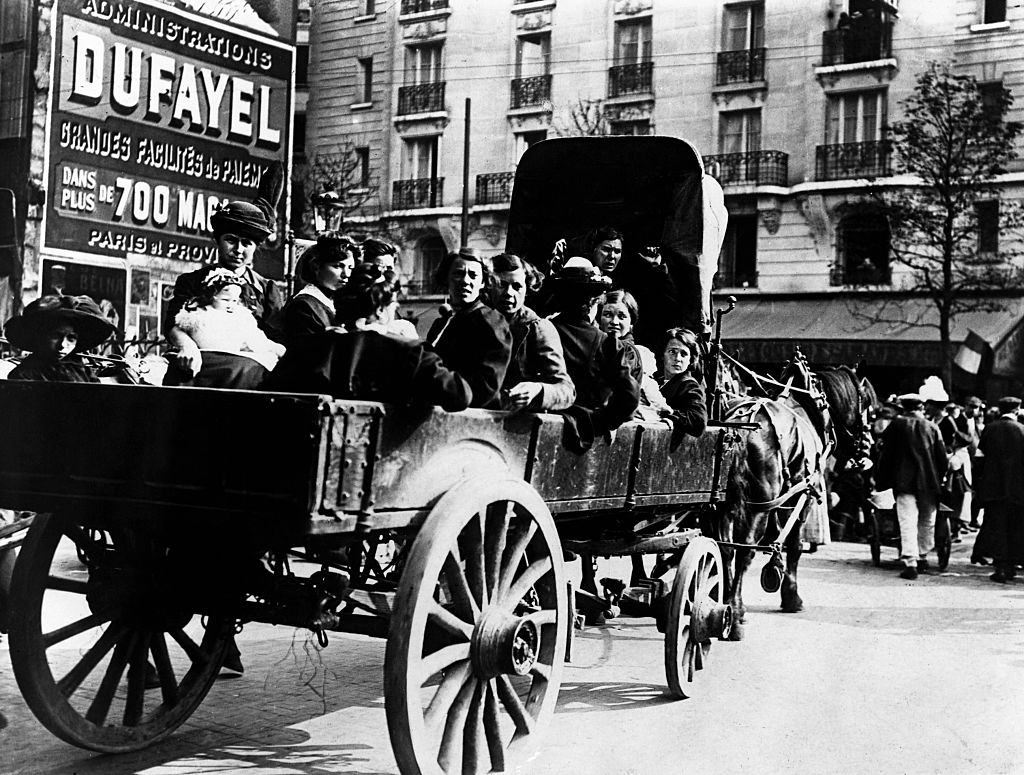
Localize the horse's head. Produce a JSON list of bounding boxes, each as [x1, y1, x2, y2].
[[817, 365, 878, 470]]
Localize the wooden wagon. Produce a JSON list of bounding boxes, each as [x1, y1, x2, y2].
[[1, 137, 744, 774]]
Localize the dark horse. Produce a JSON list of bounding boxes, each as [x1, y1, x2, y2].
[[717, 355, 877, 639]]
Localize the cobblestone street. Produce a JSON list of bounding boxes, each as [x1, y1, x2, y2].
[[2, 536, 1022, 775]]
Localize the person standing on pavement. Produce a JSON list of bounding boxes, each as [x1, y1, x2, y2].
[[963, 396, 985, 530], [874, 393, 949, 580], [975, 396, 1024, 583]]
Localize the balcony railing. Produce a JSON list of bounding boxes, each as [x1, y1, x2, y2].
[[393, 177, 444, 209], [400, 0, 448, 14], [608, 61, 653, 98], [831, 260, 891, 286], [476, 171, 514, 205], [703, 150, 788, 187], [510, 75, 551, 109], [815, 140, 891, 180], [821, 22, 893, 66], [715, 48, 766, 85], [397, 82, 446, 115]]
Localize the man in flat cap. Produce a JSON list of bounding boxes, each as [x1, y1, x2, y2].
[[976, 396, 1024, 582], [875, 393, 949, 580]]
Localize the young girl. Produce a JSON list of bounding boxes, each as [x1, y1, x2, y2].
[[170, 269, 285, 388], [657, 327, 708, 438], [5, 294, 115, 382], [597, 289, 671, 420]]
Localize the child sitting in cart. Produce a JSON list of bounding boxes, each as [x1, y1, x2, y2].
[[4, 294, 115, 382], [169, 269, 285, 389], [597, 289, 671, 421], [657, 327, 708, 438]]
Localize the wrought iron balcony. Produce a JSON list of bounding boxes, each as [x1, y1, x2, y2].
[[397, 82, 446, 115], [400, 0, 448, 14], [608, 61, 653, 98], [510, 75, 551, 110], [715, 48, 766, 86], [815, 140, 891, 180], [703, 150, 788, 187], [831, 259, 891, 286], [392, 177, 444, 209], [476, 171, 514, 205], [821, 22, 893, 66]]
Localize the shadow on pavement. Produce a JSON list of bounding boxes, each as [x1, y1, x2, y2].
[[556, 680, 677, 713]]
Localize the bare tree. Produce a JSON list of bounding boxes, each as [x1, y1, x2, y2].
[[553, 97, 610, 137], [292, 144, 381, 237], [858, 61, 1024, 387]]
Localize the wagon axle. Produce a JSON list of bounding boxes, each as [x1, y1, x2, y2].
[[470, 608, 540, 678]]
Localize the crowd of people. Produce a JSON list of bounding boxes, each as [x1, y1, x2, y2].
[[870, 380, 1023, 584]]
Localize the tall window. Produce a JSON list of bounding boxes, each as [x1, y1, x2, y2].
[[980, 81, 1005, 122], [362, 0, 376, 15], [296, 44, 310, 88], [717, 212, 758, 288], [419, 234, 447, 293], [403, 136, 437, 179], [292, 113, 306, 159], [610, 119, 652, 136], [719, 110, 761, 154], [353, 146, 371, 189], [837, 211, 890, 285], [516, 33, 550, 78], [405, 43, 443, 85], [826, 90, 886, 144], [357, 57, 373, 103], [614, 19, 652, 65], [984, 0, 1007, 23], [977, 200, 1000, 254], [0, 1, 31, 139], [723, 3, 765, 51]]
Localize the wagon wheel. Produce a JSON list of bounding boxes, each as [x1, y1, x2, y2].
[[385, 478, 566, 775], [9, 512, 232, 752], [664, 537, 731, 699]]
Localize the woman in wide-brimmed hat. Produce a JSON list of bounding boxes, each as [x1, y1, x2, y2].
[[4, 294, 115, 382], [163, 164, 286, 381]]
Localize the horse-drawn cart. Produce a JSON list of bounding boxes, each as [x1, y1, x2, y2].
[[1, 380, 742, 773], [1, 136, 750, 774]]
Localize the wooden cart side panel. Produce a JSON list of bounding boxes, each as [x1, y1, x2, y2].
[[632, 423, 719, 497], [0, 381, 326, 519], [529, 415, 637, 510], [358, 406, 534, 515]]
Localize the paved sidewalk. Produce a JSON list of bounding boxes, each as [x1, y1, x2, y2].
[[1, 535, 1022, 775]]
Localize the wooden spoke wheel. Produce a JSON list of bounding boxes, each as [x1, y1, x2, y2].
[[8, 512, 232, 752], [385, 479, 566, 775], [664, 537, 730, 699]]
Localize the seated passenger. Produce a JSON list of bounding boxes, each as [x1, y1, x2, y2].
[[611, 244, 684, 350], [164, 200, 284, 379], [585, 225, 624, 276], [658, 327, 707, 438], [360, 237, 399, 271], [4, 295, 115, 382], [597, 289, 671, 420], [490, 253, 575, 412], [547, 258, 640, 446], [282, 232, 358, 347], [170, 269, 285, 389], [265, 264, 472, 411], [426, 248, 512, 408]]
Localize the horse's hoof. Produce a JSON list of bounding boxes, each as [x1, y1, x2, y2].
[[781, 599, 804, 613], [728, 621, 745, 641]]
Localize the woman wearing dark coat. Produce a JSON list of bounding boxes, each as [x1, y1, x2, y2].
[[266, 264, 472, 411], [657, 327, 708, 439], [425, 248, 512, 409], [282, 232, 358, 348]]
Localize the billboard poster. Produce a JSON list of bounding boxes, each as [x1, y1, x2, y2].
[[43, 0, 294, 278], [40, 257, 128, 336]]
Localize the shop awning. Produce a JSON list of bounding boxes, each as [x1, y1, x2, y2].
[[718, 295, 1024, 374]]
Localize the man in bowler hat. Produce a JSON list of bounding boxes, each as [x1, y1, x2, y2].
[[875, 393, 949, 579], [976, 396, 1024, 582]]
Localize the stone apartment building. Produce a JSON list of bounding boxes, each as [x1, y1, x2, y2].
[[305, 0, 1024, 394]]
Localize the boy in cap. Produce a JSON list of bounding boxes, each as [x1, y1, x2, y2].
[[875, 393, 949, 580], [976, 396, 1024, 582]]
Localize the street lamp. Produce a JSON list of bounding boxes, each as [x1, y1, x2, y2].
[[312, 188, 345, 234]]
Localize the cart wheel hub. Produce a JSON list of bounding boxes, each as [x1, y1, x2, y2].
[[691, 596, 733, 643], [471, 608, 540, 678]]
